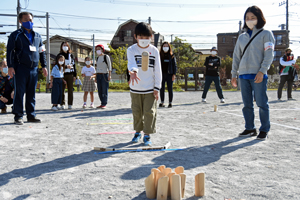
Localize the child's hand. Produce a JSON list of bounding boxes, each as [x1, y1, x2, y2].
[[128, 71, 141, 85], [153, 90, 159, 100], [50, 82, 53, 88], [63, 80, 66, 85]]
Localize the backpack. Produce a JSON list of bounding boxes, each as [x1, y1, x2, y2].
[[97, 55, 108, 66]]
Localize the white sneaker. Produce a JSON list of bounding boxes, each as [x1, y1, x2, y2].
[[83, 104, 87, 109], [51, 106, 58, 111], [220, 98, 225, 103], [68, 105, 72, 109], [90, 104, 94, 108], [202, 98, 206, 102], [61, 105, 65, 110], [57, 106, 61, 110]]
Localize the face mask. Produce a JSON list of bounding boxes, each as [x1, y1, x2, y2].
[[287, 53, 291, 56], [96, 50, 102, 55], [163, 47, 169, 53], [1, 67, 8, 74], [211, 51, 217, 55], [62, 46, 69, 52], [138, 39, 151, 48], [22, 21, 34, 30], [246, 20, 257, 29], [58, 61, 64, 65], [85, 61, 91, 65]]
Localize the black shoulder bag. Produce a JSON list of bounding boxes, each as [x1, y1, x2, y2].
[[240, 29, 264, 59]]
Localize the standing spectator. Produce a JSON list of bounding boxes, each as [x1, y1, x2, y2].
[[57, 42, 76, 109], [81, 57, 96, 108], [201, 47, 225, 103], [0, 59, 14, 114], [159, 41, 177, 108], [231, 6, 275, 140], [75, 76, 82, 92], [127, 22, 162, 146], [6, 12, 48, 125], [50, 55, 66, 111], [95, 44, 112, 109], [277, 48, 299, 101]]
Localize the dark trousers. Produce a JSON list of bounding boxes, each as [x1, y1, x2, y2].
[[51, 78, 63, 105], [277, 75, 293, 99], [62, 74, 74, 106], [96, 73, 109, 106], [13, 66, 38, 120], [202, 76, 224, 99], [160, 73, 174, 103], [0, 97, 13, 109]]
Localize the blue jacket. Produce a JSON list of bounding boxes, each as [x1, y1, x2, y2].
[[6, 27, 46, 69]]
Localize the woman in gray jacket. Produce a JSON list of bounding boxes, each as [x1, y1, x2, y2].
[[231, 6, 275, 140]]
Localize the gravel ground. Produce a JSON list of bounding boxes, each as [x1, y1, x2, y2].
[[1, 90, 300, 200]]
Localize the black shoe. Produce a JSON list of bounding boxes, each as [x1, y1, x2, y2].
[[27, 118, 41, 123], [14, 118, 24, 125], [168, 103, 172, 108], [238, 129, 257, 137], [159, 103, 165, 107], [256, 131, 268, 140], [1, 107, 7, 114]]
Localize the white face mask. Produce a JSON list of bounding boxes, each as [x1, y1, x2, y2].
[[96, 50, 102, 55], [85, 61, 91, 65], [163, 47, 169, 53], [211, 51, 217, 55], [62, 46, 69, 52], [246, 20, 257, 29], [138, 39, 151, 48], [58, 61, 64, 65]]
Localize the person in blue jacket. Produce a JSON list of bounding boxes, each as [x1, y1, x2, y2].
[[6, 12, 48, 125]]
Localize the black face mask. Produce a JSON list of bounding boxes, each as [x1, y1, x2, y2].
[[287, 53, 291, 56]]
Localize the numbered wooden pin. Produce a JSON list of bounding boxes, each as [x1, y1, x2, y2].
[[155, 172, 165, 190], [171, 174, 182, 200], [145, 172, 156, 199], [195, 173, 205, 197], [156, 176, 169, 200], [162, 168, 172, 176], [141, 51, 149, 71]]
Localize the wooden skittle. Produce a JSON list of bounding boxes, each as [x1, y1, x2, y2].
[[157, 165, 166, 172], [141, 51, 149, 71], [175, 166, 184, 174], [156, 176, 169, 200], [162, 168, 172, 176], [145, 172, 156, 199], [155, 172, 165, 190], [171, 174, 182, 200], [195, 173, 205, 197], [167, 172, 175, 197], [179, 173, 186, 198]]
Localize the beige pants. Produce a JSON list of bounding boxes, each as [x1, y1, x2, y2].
[[130, 92, 157, 134]]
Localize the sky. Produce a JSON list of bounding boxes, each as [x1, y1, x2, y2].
[[1, 0, 300, 58]]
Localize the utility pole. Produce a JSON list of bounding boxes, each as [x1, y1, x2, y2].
[[92, 34, 95, 68], [148, 17, 151, 25], [238, 21, 242, 35], [286, 0, 288, 31], [171, 34, 173, 44], [46, 12, 50, 92], [17, 0, 21, 29]]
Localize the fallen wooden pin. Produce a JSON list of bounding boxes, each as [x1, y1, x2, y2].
[[94, 142, 171, 152]]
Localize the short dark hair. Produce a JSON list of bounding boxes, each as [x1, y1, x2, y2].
[[18, 12, 33, 21], [243, 6, 266, 29], [134, 22, 153, 37]]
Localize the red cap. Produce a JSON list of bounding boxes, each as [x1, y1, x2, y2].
[[96, 44, 104, 51]]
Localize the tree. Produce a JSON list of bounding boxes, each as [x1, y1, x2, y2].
[[0, 42, 6, 61], [220, 55, 233, 79], [172, 37, 199, 80], [108, 44, 128, 81]]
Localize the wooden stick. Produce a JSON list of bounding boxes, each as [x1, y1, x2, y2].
[[162, 168, 172, 176], [155, 172, 165, 190], [151, 168, 160, 190], [171, 174, 182, 200], [167, 172, 176, 197], [94, 142, 171, 151], [157, 165, 166, 172], [141, 51, 149, 71], [145, 172, 156, 199], [195, 173, 205, 197], [179, 173, 186, 198], [156, 176, 169, 200], [175, 166, 184, 174]]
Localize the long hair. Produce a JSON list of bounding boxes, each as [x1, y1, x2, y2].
[[60, 41, 72, 54], [243, 6, 266, 29], [55, 55, 65, 71], [160, 41, 173, 59]]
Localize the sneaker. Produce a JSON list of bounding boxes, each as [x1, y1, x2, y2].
[[256, 131, 268, 140], [97, 105, 106, 109], [61, 105, 65, 110], [27, 118, 41, 123], [132, 132, 142, 143], [168, 103, 172, 108], [83, 103, 87, 109], [1, 107, 7, 114], [90, 104, 94, 108], [51, 106, 58, 111], [68, 105, 72, 109], [202, 98, 206, 103], [57, 106, 61, 110], [159, 103, 165, 107], [14, 118, 24, 125], [238, 129, 257, 137], [288, 98, 296, 101], [278, 98, 282, 101], [220, 98, 225, 103], [143, 135, 152, 146]]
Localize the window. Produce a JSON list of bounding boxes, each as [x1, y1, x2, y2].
[[222, 37, 226, 43], [126, 30, 131, 37], [273, 50, 282, 61], [275, 35, 282, 45]]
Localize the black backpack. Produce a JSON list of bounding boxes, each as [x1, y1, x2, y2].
[[97, 55, 108, 66]]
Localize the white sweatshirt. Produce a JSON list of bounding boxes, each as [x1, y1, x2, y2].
[[127, 44, 162, 94]]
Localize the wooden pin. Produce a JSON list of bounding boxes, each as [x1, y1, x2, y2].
[[167, 172, 176, 197], [157, 165, 166, 172], [145, 172, 156, 199], [195, 173, 205, 197], [141, 51, 149, 71], [171, 174, 182, 200], [175, 166, 184, 174], [155, 172, 165, 190], [162, 168, 172, 176], [179, 173, 186, 198], [156, 176, 169, 200]]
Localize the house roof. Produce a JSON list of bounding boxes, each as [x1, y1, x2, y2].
[[114, 19, 139, 36], [195, 49, 211, 55], [43, 35, 93, 49]]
